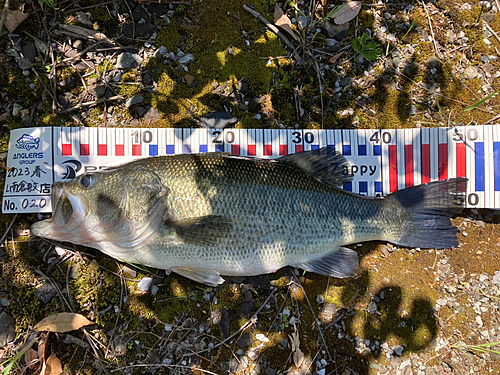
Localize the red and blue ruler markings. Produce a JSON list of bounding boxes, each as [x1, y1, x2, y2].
[[3, 125, 500, 213]]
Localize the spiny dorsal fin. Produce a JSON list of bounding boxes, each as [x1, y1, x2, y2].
[[278, 147, 354, 187]]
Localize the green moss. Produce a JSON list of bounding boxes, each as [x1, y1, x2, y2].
[[145, 0, 287, 127], [88, 7, 110, 24], [156, 19, 182, 52]]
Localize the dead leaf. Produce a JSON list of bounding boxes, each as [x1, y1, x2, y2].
[[328, 50, 345, 64], [4, 9, 28, 32], [72, 11, 93, 26], [274, 4, 300, 42], [60, 24, 115, 45], [34, 313, 94, 333], [332, 1, 361, 25], [293, 347, 305, 368], [37, 335, 48, 363], [40, 354, 63, 375], [24, 348, 38, 371], [289, 324, 304, 368]]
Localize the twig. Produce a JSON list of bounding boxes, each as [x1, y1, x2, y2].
[[421, 1, 440, 58], [0, 214, 17, 244], [243, 4, 301, 63], [34, 269, 72, 311], [53, 41, 105, 68], [55, 95, 124, 114], [70, 62, 89, 108], [111, 364, 219, 375], [395, 70, 494, 113], [0, 157, 11, 171], [315, 61, 324, 128], [0, 0, 10, 35], [63, 0, 116, 13], [94, 46, 136, 52], [292, 275, 334, 364], [105, 263, 126, 358], [37, 5, 61, 111], [483, 21, 500, 47], [185, 289, 277, 356], [123, 0, 135, 40], [225, 27, 266, 59], [483, 112, 500, 124]]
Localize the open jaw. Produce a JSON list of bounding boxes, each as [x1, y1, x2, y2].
[[31, 183, 90, 244]]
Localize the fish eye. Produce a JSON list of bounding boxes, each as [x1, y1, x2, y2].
[[80, 174, 94, 189]]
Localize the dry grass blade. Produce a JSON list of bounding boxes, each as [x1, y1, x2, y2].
[[274, 4, 300, 42], [34, 313, 94, 333], [332, 1, 361, 25]]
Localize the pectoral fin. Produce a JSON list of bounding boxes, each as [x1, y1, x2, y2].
[[172, 267, 225, 286], [164, 215, 232, 246], [292, 247, 359, 278]]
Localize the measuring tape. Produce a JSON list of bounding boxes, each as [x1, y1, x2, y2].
[[3, 125, 500, 213]]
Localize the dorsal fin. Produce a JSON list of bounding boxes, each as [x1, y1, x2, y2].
[[278, 147, 354, 187]]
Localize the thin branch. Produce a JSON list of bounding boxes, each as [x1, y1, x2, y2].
[[243, 4, 301, 63], [483, 21, 500, 47], [0, 214, 17, 244], [185, 289, 277, 356], [55, 95, 124, 114], [421, 1, 440, 58], [63, 0, 116, 13]]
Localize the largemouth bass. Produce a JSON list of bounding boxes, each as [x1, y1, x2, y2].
[[31, 148, 467, 286]]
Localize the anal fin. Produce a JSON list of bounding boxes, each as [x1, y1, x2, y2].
[[291, 247, 359, 279], [172, 267, 225, 286]]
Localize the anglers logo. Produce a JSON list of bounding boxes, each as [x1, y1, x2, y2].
[[62, 160, 82, 179], [16, 134, 40, 151]]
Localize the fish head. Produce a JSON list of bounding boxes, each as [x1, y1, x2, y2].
[[31, 165, 169, 255]]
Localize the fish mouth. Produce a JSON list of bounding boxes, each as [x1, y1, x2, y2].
[[31, 182, 89, 242]]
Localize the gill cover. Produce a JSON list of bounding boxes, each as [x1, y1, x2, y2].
[[93, 167, 170, 257]]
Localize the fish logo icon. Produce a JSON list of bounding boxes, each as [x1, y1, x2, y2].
[[16, 134, 40, 151], [62, 160, 82, 179]]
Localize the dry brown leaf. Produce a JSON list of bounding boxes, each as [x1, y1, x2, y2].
[[332, 1, 361, 25], [274, 4, 300, 42], [73, 11, 93, 26], [40, 354, 63, 375], [34, 313, 93, 333], [60, 24, 115, 45], [293, 347, 305, 368], [4, 9, 29, 32], [24, 348, 38, 371], [328, 50, 345, 64], [37, 335, 47, 364]]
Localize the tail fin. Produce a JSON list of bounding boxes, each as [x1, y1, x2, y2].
[[387, 178, 467, 249]]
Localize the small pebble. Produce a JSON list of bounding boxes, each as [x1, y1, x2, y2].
[[256, 333, 269, 342], [137, 277, 153, 292]]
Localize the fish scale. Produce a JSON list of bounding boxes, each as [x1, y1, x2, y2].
[[31, 150, 467, 286]]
